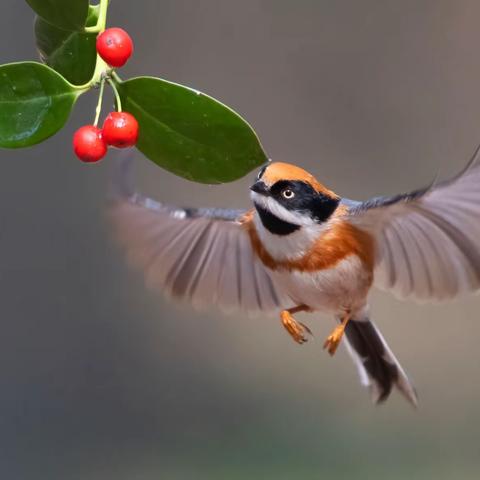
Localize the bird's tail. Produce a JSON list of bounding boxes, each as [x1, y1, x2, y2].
[[343, 316, 418, 407]]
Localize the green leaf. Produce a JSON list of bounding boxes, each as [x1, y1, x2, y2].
[[34, 5, 99, 85], [0, 62, 81, 148], [116, 77, 268, 183], [25, 0, 89, 31]]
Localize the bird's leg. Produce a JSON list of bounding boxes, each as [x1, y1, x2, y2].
[[280, 305, 313, 344], [323, 312, 351, 356]]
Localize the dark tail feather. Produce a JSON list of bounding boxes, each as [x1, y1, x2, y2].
[[343, 319, 418, 407]]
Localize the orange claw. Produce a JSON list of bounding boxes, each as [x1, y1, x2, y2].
[[323, 314, 351, 356], [281, 309, 312, 344]]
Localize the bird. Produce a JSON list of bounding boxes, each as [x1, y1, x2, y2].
[[109, 146, 480, 407]]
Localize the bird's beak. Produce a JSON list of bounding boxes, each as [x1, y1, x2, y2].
[[250, 181, 269, 196]]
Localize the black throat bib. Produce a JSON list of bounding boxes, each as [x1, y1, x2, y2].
[[254, 204, 300, 236]]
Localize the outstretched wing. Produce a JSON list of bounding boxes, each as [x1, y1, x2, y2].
[[108, 160, 291, 315], [345, 146, 480, 301]]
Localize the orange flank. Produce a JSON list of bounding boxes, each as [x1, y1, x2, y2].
[[242, 213, 375, 274]]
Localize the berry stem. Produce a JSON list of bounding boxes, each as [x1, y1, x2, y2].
[[85, 0, 109, 33], [108, 78, 123, 112], [93, 77, 106, 127], [76, 0, 111, 90], [111, 71, 123, 84]]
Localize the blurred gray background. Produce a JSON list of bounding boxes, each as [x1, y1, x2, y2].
[[1, 1, 480, 479]]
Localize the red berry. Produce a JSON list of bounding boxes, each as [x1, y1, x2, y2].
[[73, 126, 107, 163], [102, 112, 139, 148], [96, 28, 133, 68]]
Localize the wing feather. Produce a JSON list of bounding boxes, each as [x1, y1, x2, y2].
[[347, 147, 480, 301], [110, 195, 291, 315]]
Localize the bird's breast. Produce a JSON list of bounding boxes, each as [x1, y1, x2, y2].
[[243, 215, 375, 274], [269, 254, 372, 313]]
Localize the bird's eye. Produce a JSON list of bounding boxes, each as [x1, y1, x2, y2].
[[282, 189, 295, 199]]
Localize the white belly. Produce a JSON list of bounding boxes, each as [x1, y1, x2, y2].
[[270, 255, 371, 314]]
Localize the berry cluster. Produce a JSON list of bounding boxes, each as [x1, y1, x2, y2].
[[73, 28, 139, 163]]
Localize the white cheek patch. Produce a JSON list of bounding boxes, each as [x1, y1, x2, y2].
[[250, 191, 314, 226]]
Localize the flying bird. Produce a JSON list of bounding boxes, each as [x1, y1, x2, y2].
[[110, 147, 480, 407]]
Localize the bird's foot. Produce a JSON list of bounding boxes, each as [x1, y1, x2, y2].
[[281, 310, 312, 344], [323, 314, 350, 356], [323, 326, 345, 356]]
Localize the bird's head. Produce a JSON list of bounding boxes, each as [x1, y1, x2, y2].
[[250, 162, 340, 235]]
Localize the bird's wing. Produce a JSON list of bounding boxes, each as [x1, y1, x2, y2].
[[108, 160, 292, 315], [344, 145, 480, 301]]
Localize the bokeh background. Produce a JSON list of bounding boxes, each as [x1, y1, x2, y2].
[[1, 1, 480, 478]]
